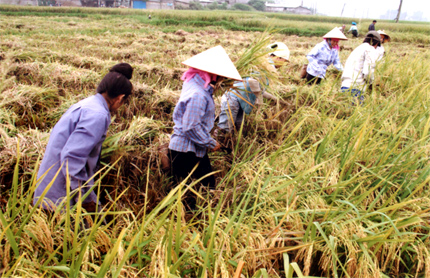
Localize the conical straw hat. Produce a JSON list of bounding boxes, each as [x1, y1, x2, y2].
[[182, 45, 242, 81], [323, 27, 348, 40], [267, 42, 290, 61], [377, 30, 391, 42]]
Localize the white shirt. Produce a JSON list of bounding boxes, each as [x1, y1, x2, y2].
[[341, 43, 378, 92], [375, 45, 385, 62]]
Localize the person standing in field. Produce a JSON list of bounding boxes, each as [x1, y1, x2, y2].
[[217, 42, 287, 133], [34, 63, 134, 212], [168, 45, 241, 210], [368, 20, 377, 31], [347, 22, 359, 38], [376, 30, 390, 61], [305, 27, 347, 85], [341, 31, 381, 105]]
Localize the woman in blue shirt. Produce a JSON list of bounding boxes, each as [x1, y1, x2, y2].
[[218, 77, 263, 133], [306, 27, 347, 85], [168, 45, 241, 210], [217, 42, 286, 133], [34, 63, 133, 212]]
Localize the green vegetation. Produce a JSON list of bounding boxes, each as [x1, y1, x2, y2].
[[2, 5, 430, 41], [1, 6, 430, 277], [188, 0, 205, 10], [248, 0, 265, 12], [232, 3, 254, 11], [207, 1, 228, 10]]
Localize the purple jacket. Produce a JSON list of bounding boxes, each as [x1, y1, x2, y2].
[[34, 93, 110, 209]]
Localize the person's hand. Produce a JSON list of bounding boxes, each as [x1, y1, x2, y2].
[[209, 141, 221, 152]]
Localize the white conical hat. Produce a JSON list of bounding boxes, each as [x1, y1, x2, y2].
[[182, 45, 242, 81], [267, 42, 290, 61], [377, 30, 391, 42], [323, 27, 348, 40]]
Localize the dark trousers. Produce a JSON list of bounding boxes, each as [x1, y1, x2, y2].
[[352, 30, 358, 37], [306, 72, 322, 85], [169, 149, 215, 209]]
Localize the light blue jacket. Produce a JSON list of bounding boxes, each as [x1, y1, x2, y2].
[[226, 78, 257, 115], [34, 93, 110, 208], [307, 40, 343, 78]]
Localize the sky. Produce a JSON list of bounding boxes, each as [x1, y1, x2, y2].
[[299, 0, 430, 21]]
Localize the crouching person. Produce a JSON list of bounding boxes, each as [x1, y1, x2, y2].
[[341, 31, 381, 105], [267, 42, 290, 69], [306, 28, 347, 85], [34, 63, 134, 212], [218, 77, 267, 133], [168, 46, 242, 210]]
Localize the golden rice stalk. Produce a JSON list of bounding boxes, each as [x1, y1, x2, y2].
[[149, 240, 167, 278], [424, 248, 430, 278], [303, 243, 313, 276]]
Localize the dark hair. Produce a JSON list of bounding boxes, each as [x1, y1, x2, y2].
[[96, 63, 133, 98], [363, 31, 381, 46], [373, 20, 377, 23]]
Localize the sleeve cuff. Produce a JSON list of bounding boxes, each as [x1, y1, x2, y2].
[[208, 138, 217, 149]]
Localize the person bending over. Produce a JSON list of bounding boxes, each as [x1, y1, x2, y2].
[[168, 46, 241, 210], [306, 27, 347, 85], [341, 31, 381, 105], [34, 63, 133, 212]]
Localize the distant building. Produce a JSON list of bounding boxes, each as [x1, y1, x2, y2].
[[0, 0, 309, 11], [90, 0, 130, 7], [264, 0, 311, 14], [173, 0, 228, 8], [198, 0, 214, 7], [132, 0, 174, 9], [146, 0, 174, 9], [1, 0, 45, 5], [227, 0, 247, 5], [265, 3, 311, 14], [174, 0, 189, 8], [1, 0, 133, 7], [3, 0, 38, 4]]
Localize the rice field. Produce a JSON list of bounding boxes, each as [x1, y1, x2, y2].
[[1, 5, 430, 278]]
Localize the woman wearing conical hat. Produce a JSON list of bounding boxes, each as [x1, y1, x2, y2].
[[305, 27, 348, 85], [376, 30, 390, 61], [218, 77, 265, 133], [267, 42, 290, 69], [168, 45, 241, 209], [217, 42, 287, 133]]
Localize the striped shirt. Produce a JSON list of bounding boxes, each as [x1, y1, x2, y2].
[[169, 74, 217, 158], [306, 40, 343, 79]]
